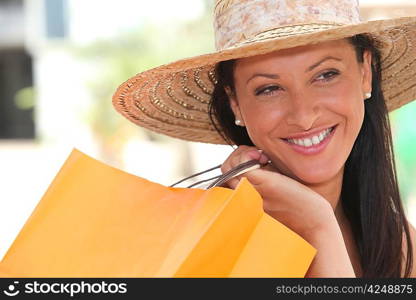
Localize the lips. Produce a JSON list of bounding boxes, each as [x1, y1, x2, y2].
[[281, 125, 337, 155], [284, 126, 336, 147]]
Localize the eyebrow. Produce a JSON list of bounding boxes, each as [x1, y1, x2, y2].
[[306, 56, 342, 72], [245, 56, 342, 84], [246, 73, 279, 84]]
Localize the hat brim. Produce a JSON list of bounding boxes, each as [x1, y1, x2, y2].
[[113, 16, 416, 144]]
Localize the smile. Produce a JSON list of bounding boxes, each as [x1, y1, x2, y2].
[[286, 127, 334, 147], [282, 125, 337, 155]]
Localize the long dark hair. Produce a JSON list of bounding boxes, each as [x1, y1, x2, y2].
[[208, 34, 413, 278]]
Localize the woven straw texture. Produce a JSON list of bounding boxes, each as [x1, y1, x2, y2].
[[113, 15, 416, 144]]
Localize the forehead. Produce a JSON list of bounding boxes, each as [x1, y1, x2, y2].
[[234, 39, 356, 71]]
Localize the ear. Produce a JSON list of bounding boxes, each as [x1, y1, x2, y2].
[[225, 87, 244, 124], [361, 50, 373, 96]]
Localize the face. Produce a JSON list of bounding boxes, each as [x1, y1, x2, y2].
[[229, 39, 372, 184]]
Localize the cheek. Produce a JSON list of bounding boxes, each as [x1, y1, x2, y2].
[[330, 84, 365, 135], [239, 101, 286, 143]]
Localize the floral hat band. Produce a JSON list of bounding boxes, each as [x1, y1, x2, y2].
[[214, 0, 361, 50]]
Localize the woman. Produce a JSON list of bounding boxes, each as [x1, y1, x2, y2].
[[113, 0, 416, 277]]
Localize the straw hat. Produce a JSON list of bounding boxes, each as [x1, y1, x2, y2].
[[112, 0, 416, 144]]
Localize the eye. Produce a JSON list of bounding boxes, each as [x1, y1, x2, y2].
[[315, 70, 340, 82], [255, 85, 282, 96]]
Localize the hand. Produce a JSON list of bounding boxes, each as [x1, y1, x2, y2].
[[221, 146, 334, 239]]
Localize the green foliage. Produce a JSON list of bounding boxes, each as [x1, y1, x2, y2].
[[390, 100, 416, 203]]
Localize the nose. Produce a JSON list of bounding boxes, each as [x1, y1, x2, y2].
[[285, 90, 320, 130]]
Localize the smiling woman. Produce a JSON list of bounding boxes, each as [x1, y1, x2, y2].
[[211, 34, 413, 277], [112, 0, 416, 277]]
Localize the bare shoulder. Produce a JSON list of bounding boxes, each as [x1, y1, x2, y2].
[[402, 220, 416, 277]]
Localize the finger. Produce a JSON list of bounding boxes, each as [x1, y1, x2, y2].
[[221, 145, 259, 173], [220, 146, 247, 173], [245, 149, 270, 165], [244, 168, 284, 188], [223, 160, 268, 189], [220, 146, 272, 190], [243, 168, 321, 205], [225, 177, 240, 189]]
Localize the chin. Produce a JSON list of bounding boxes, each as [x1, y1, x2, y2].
[[288, 164, 343, 185]]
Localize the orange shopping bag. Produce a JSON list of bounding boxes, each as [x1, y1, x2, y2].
[[0, 149, 316, 277]]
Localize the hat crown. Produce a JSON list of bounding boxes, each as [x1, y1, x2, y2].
[[214, 0, 361, 50]]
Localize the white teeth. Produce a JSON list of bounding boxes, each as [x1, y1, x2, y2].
[[291, 139, 302, 146], [286, 127, 334, 148], [303, 138, 312, 147]]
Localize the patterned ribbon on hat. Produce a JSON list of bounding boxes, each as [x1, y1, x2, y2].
[[214, 0, 361, 50]]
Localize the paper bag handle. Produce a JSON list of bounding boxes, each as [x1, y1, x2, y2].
[[170, 160, 261, 189]]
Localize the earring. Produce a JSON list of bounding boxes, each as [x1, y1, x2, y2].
[[235, 119, 243, 126], [365, 92, 372, 100]]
